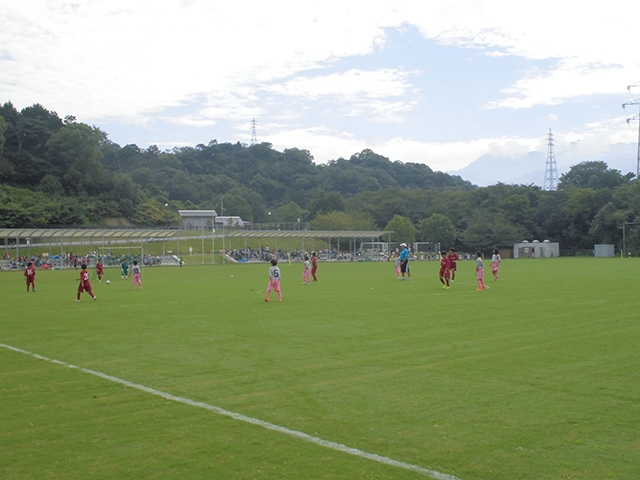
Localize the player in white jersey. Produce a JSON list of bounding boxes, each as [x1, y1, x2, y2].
[[475, 251, 487, 290], [265, 258, 282, 302], [302, 256, 311, 284], [491, 248, 501, 281], [131, 260, 142, 289]]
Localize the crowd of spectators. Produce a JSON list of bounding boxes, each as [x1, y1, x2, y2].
[[1, 251, 172, 270]]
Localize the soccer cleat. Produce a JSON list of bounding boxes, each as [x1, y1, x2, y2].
[[93, 296, 97, 300], [264, 298, 270, 302], [75, 299, 80, 302]]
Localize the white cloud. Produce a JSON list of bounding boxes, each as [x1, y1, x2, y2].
[[3, 0, 640, 173], [269, 69, 414, 100]]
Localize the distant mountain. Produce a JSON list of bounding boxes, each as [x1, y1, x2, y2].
[[449, 146, 637, 187], [448, 152, 546, 187]]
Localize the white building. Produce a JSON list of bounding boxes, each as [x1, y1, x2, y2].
[[513, 240, 559, 258], [178, 210, 218, 229]]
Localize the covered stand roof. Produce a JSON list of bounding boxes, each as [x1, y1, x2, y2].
[[0, 228, 390, 242], [0, 228, 180, 240], [220, 230, 390, 239]]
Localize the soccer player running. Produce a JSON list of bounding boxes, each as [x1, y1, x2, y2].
[[475, 251, 487, 290], [265, 258, 282, 302], [24, 261, 36, 292], [131, 260, 142, 289], [447, 248, 460, 282], [399, 243, 412, 280], [96, 258, 104, 282], [439, 251, 451, 289], [491, 248, 501, 281], [76, 263, 97, 301]]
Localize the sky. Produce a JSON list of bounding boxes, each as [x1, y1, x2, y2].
[[2, 1, 640, 185]]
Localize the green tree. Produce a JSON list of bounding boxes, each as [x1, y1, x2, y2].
[[384, 215, 415, 244], [133, 199, 179, 226], [0, 114, 12, 181], [312, 211, 374, 231], [217, 193, 254, 222], [46, 123, 113, 195], [36, 174, 65, 196], [589, 202, 625, 246], [0, 114, 6, 158], [307, 190, 345, 218], [419, 213, 456, 247], [563, 188, 611, 248], [460, 212, 522, 251], [558, 161, 633, 190], [273, 201, 309, 223], [249, 173, 284, 204]]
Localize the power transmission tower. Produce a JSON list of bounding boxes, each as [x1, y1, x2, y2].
[[250, 118, 257, 145], [543, 128, 559, 191], [622, 81, 640, 180]]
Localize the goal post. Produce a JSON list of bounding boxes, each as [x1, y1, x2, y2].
[[95, 246, 145, 280]]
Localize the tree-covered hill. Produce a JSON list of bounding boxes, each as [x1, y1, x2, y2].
[[2, 101, 640, 254]]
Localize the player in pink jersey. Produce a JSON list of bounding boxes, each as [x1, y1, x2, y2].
[[24, 262, 36, 292], [76, 264, 96, 301]]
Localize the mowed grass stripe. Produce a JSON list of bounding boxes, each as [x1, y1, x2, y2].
[[1, 257, 639, 479], [1, 343, 459, 480]]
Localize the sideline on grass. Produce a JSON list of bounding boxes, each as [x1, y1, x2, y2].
[[1, 342, 462, 480]]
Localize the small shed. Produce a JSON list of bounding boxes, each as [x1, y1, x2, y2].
[[513, 240, 559, 259], [594, 244, 615, 257]]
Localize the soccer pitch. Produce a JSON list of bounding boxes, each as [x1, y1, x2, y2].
[[1, 257, 638, 479]]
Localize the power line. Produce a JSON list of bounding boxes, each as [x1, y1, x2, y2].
[[622, 81, 640, 180]]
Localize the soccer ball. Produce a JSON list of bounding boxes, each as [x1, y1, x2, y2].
[[106, 280, 111, 284]]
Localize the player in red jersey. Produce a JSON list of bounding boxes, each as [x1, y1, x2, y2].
[[96, 258, 104, 282], [439, 251, 451, 289], [447, 248, 460, 282], [311, 251, 318, 282], [76, 263, 96, 302], [24, 261, 36, 292]]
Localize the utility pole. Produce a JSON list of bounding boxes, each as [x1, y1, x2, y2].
[[622, 82, 640, 180], [543, 129, 559, 191]]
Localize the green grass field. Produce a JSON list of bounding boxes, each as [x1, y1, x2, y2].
[[1, 257, 638, 479]]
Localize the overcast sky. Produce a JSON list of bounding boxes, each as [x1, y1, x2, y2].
[[2, 1, 640, 178]]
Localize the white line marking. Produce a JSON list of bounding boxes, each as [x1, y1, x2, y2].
[[1, 342, 461, 480]]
